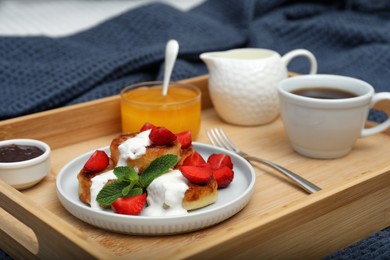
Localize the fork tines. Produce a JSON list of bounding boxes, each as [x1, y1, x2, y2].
[[206, 128, 237, 152]]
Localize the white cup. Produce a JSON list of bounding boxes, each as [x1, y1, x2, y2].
[[278, 74, 390, 159], [200, 48, 317, 125]]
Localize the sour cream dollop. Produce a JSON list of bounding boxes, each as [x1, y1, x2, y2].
[[117, 129, 151, 166], [90, 170, 117, 210], [142, 169, 189, 216]]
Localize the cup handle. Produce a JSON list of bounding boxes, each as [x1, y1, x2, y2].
[[281, 49, 318, 75], [361, 92, 390, 137]]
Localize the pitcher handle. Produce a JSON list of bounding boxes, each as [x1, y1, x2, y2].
[[281, 49, 318, 75], [361, 92, 390, 137]]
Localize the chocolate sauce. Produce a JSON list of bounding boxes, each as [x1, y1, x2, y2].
[[0, 144, 44, 163]]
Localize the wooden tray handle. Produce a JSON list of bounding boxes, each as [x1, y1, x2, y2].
[[0, 180, 113, 259]]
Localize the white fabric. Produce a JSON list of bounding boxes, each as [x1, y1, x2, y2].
[[0, 0, 205, 37]]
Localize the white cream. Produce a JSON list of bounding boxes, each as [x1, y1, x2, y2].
[[90, 170, 117, 210], [117, 129, 151, 166], [142, 170, 189, 217]]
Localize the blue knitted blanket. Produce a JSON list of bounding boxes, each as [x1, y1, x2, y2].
[[1, 0, 390, 121], [1, 0, 390, 258]]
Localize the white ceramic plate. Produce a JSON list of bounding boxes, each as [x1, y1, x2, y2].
[[56, 142, 256, 235]]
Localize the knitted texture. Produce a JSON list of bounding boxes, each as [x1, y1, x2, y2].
[[325, 227, 390, 260], [1, 0, 390, 121]]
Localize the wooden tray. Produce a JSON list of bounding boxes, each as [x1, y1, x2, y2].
[[1, 75, 390, 259]]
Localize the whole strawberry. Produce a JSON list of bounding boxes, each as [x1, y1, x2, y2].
[[111, 193, 147, 215]]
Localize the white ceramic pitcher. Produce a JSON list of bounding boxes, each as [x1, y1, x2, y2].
[[200, 48, 317, 125]]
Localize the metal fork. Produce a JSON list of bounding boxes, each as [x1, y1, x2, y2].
[[206, 128, 321, 194]]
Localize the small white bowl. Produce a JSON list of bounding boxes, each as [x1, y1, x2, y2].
[[0, 139, 51, 190]]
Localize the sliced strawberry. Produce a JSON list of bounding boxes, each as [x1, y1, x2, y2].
[[83, 150, 109, 172], [111, 193, 147, 216], [213, 166, 234, 188], [182, 151, 206, 166], [140, 122, 157, 132], [207, 153, 233, 170], [180, 164, 212, 185], [149, 127, 177, 145], [176, 130, 192, 149]]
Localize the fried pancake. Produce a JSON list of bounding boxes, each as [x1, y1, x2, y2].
[[110, 132, 192, 173], [77, 161, 114, 206], [182, 177, 218, 210]]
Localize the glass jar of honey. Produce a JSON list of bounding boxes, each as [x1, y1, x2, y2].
[[120, 81, 201, 139]]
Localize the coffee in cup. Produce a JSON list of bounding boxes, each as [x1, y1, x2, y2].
[[277, 74, 390, 159]]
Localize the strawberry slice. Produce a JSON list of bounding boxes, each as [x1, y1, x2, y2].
[[140, 122, 157, 132], [207, 154, 233, 170], [83, 150, 109, 172], [213, 166, 234, 188], [179, 164, 212, 185], [149, 127, 177, 145], [111, 193, 147, 215], [182, 151, 206, 166], [176, 130, 192, 149]]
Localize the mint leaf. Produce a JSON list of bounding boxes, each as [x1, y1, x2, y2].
[[114, 166, 138, 182], [121, 180, 137, 196], [124, 187, 143, 197], [122, 185, 131, 196], [139, 154, 178, 188], [96, 181, 128, 207]]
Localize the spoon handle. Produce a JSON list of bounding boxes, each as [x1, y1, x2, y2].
[[162, 39, 179, 96]]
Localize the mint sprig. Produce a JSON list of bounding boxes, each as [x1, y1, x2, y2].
[[114, 166, 140, 196], [96, 154, 178, 207], [96, 181, 129, 207], [139, 154, 178, 187]]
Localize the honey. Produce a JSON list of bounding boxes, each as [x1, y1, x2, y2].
[[121, 82, 201, 139]]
